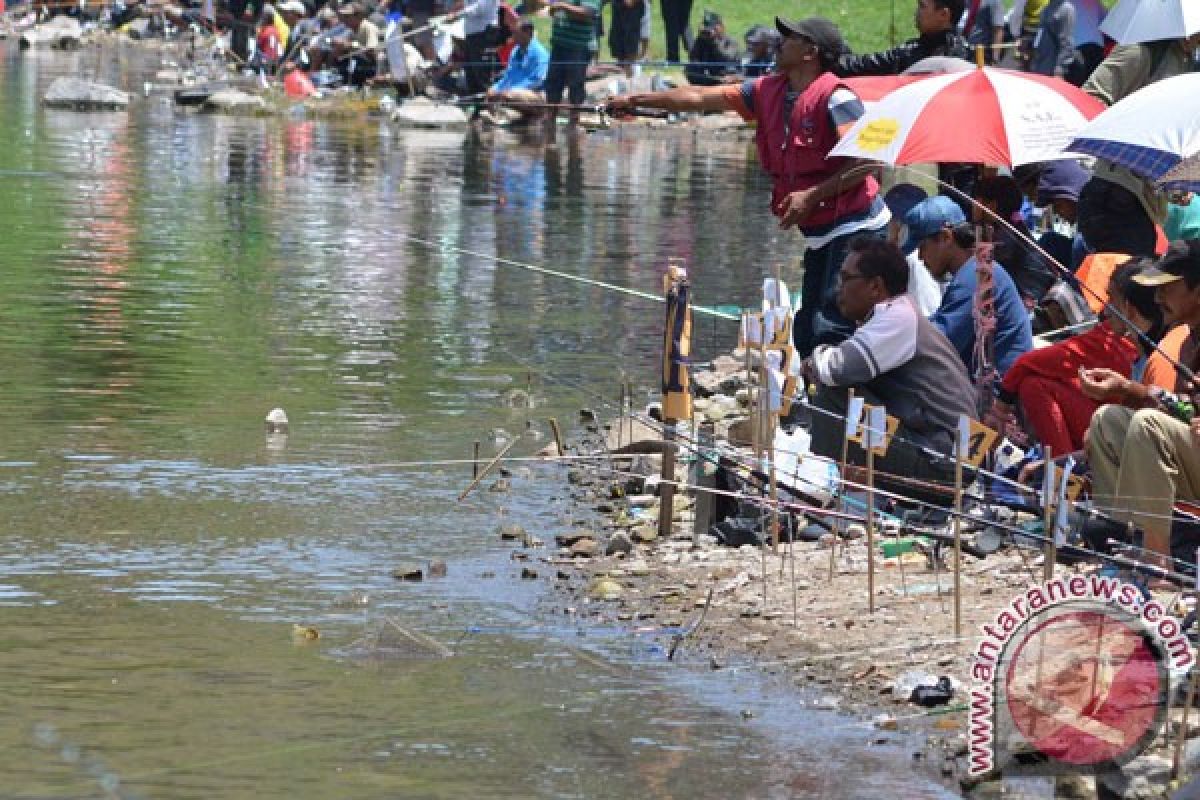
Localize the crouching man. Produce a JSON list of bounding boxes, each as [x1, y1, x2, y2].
[[803, 238, 978, 497]]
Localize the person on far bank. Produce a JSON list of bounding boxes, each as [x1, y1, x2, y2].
[[741, 24, 781, 78], [1028, 0, 1075, 78], [608, 17, 889, 357], [659, 0, 692, 64], [835, 0, 968, 77], [485, 18, 549, 123], [607, 0, 645, 78], [542, 0, 600, 142], [684, 11, 739, 86], [905, 196, 1033, 380]]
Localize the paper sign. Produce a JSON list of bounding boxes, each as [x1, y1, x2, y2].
[[865, 405, 888, 454], [740, 313, 763, 346], [1053, 456, 1075, 545], [957, 415, 971, 458], [845, 396, 865, 440], [960, 419, 1000, 466]]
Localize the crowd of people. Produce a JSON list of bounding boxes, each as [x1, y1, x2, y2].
[[608, 5, 1200, 572]]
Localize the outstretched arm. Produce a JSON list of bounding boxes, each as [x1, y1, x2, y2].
[[607, 84, 734, 114]]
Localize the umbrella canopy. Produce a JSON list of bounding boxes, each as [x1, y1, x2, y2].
[[1101, 0, 1200, 44], [829, 67, 1105, 167], [1067, 73, 1200, 183], [843, 57, 974, 105]]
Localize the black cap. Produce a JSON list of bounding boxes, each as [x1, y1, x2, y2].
[[1133, 239, 1200, 287], [775, 16, 846, 66]]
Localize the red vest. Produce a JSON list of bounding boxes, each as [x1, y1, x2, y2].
[[752, 72, 877, 230]]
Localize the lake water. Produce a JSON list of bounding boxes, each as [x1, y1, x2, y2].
[[0, 41, 954, 799]]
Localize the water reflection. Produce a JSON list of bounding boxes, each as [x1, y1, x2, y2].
[[0, 42, 951, 798]]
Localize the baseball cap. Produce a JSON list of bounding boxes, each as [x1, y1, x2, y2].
[[1036, 159, 1089, 206], [745, 23, 778, 46], [1132, 239, 1200, 287], [775, 16, 845, 65], [883, 183, 929, 223], [278, 0, 306, 13], [902, 195, 966, 253], [702, 10, 721, 28]]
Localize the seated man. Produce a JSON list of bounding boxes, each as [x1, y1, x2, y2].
[[332, 2, 381, 86], [805, 237, 978, 496], [1082, 240, 1200, 565], [685, 10, 740, 86], [905, 196, 1033, 380], [485, 17, 549, 121]]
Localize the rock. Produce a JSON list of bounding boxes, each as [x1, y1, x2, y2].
[[487, 477, 510, 493], [19, 16, 82, 49], [427, 560, 447, 578], [555, 529, 595, 547], [520, 567, 538, 580], [605, 531, 634, 556], [390, 97, 469, 129], [727, 416, 755, 447], [202, 89, 268, 115], [588, 577, 623, 600], [874, 714, 899, 731], [392, 564, 424, 581], [43, 77, 130, 111], [569, 538, 599, 558], [556, 570, 571, 581], [691, 370, 722, 397], [498, 523, 527, 541]]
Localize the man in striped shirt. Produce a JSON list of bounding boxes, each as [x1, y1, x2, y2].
[[542, 0, 602, 141]]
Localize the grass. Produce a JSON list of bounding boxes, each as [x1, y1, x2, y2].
[[608, 0, 912, 64]]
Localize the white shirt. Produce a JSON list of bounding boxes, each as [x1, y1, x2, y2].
[[907, 251, 944, 317], [463, 0, 498, 35]]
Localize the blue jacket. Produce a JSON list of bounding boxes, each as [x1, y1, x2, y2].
[[491, 38, 550, 93], [931, 256, 1033, 379]]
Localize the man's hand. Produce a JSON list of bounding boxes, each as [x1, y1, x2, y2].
[[778, 188, 817, 229], [1079, 367, 1127, 402], [606, 94, 644, 113], [984, 400, 1016, 437]]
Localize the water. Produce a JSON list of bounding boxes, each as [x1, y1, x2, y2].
[[0, 42, 954, 798]]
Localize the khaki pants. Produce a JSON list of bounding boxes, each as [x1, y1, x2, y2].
[[1086, 405, 1200, 558]]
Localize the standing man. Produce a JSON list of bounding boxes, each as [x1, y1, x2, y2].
[[543, 0, 601, 142], [1028, 0, 1075, 78], [659, 0, 691, 64], [835, 0, 967, 77], [458, 0, 500, 95], [608, 17, 889, 357], [608, 0, 645, 77]]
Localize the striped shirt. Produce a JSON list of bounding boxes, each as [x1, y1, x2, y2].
[[551, 0, 601, 50]]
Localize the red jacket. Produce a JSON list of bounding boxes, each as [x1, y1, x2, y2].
[[998, 323, 1137, 403], [750, 72, 877, 229]]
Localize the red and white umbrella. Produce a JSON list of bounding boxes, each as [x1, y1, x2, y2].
[[829, 67, 1106, 167]]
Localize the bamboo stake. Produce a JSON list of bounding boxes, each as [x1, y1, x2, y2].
[[866, 431, 876, 615], [458, 434, 522, 501], [548, 417, 564, 457], [953, 417, 966, 637], [1043, 448, 1055, 582], [831, 389, 855, 583]]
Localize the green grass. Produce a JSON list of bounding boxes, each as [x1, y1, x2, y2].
[[625, 0, 911, 63]]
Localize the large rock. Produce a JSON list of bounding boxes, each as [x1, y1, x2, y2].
[[43, 77, 130, 111], [19, 16, 82, 49], [391, 97, 468, 130], [202, 89, 268, 115]]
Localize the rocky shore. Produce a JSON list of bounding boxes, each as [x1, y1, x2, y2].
[[505, 349, 1200, 800]]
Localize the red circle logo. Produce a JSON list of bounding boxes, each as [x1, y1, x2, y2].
[[1003, 608, 1166, 767]]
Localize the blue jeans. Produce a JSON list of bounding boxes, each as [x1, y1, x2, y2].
[[793, 224, 887, 358], [545, 45, 590, 106]]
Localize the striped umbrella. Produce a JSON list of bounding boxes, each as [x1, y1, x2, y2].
[[1159, 152, 1200, 192], [1067, 73, 1200, 184], [829, 67, 1105, 167]]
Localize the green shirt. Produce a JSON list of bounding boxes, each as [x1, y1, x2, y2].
[[551, 0, 600, 50]]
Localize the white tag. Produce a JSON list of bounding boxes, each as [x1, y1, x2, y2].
[[865, 406, 887, 451], [957, 414, 971, 458], [1054, 456, 1075, 545], [846, 396, 865, 439], [1042, 459, 1056, 510]]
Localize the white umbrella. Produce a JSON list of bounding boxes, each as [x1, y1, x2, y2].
[[1100, 0, 1200, 44], [1067, 73, 1200, 182]]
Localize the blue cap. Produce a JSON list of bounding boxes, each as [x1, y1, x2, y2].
[[903, 195, 966, 254], [1036, 159, 1089, 207], [883, 183, 929, 225]]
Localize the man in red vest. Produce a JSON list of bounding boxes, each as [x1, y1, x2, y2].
[[608, 17, 888, 357]]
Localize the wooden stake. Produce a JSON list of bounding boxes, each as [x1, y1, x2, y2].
[[866, 435, 876, 615], [618, 381, 626, 449], [459, 434, 521, 501], [658, 423, 677, 541], [1172, 549, 1200, 782], [953, 418, 966, 637], [1043, 448, 1055, 582], [548, 417, 564, 457], [831, 389, 856, 583], [473, 440, 480, 479]]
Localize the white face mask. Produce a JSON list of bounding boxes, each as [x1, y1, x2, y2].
[[1042, 207, 1076, 239]]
